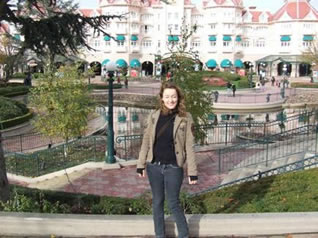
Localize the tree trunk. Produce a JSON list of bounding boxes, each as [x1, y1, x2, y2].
[[0, 132, 10, 202]]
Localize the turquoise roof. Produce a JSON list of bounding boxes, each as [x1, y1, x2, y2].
[[206, 59, 217, 68], [116, 59, 128, 68], [130, 59, 141, 68], [223, 35, 232, 41], [220, 59, 232, 68], [209, 35, 217, 41], [104, 35, 111, 41], [168, 35, 174, 41], [281, 35, 291, 41], [116, 35, 125, 41], [131, 35, 138, 41], [235, 36, 242, 42], [234, 59, 244, 68], [168, 35, 179, 41], [101, 59, 110, 66], [303, 35, 314, 41]]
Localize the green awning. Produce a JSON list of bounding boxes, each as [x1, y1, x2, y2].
[[168, 35, 179, 41], [303, 35, 313, 41], [209, 35, 217, 41], [234, 59, 244, 68], [116, 59, 128, 68], [104, 35, 111, 41], [281, 35, 291, 41], [235, 36, 242, 42], [101, 59, 110, 66], [221, 59, 232, 68], [223, 35, 232, 41], [206, 59, 217, 68], [116, 35, 125, 41], [131, 35, 138, 41], [130, 59, 141, 68]]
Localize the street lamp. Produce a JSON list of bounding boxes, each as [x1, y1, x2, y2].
[[248, 62, 254, 88], [281, 63, 288, 98], [105, 61, 117, 164]]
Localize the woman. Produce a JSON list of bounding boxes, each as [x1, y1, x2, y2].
[[137, 82, 198, 238]]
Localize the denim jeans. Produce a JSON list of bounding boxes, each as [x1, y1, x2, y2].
[[146, 162, 189, 238]]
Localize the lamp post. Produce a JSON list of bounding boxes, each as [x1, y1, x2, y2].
[[248, 62, 254, 88], [105, 61, 117, 164], [281, 63, 287, 98]]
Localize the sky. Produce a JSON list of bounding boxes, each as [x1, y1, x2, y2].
[[76, 0, 318, 13]]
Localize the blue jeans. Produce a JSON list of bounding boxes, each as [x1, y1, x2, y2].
[[146, 162, 189, 238]]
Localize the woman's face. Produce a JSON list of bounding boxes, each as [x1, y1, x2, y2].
[[162, 88, 178, 110]]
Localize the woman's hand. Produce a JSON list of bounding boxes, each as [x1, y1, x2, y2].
[[137, 169, 145, 178], [188, 177, 197, 185]]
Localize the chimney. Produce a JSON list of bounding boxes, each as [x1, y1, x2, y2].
[[249, 6, 256, 10]]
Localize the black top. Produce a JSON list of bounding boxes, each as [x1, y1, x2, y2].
[[153, 112, 177, 165]]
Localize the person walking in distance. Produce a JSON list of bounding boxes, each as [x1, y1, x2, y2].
[[232, 84, 236, 97], [137, 82, 198, 238]]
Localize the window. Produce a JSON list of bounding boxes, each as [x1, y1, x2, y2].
[[158, 25, 160, 31], [255, 40, 265, 47], [105, 41, 111, 47], [281, 41, 290, 47], [168, 13, 172, 19], [117, 41, 125, 46], [144, 25, 148, 33], [210, 24, 216, 29], [158, 40, 161, 47], [174, 12, 178, 19], [174, 24, 178, 31], [142, 39, 152, 48], [131, 41, 137, 47], [191, 40, 200, 48], [242, 40, 249, 48], [94, 40, 100, 47], [210, 41, 216, 47], [223, 41, 230, 47], [303, 41, 312, 47]]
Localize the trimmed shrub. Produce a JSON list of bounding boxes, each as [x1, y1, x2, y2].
[[291, 82, 318, 88], [0, 86, 30, 97]]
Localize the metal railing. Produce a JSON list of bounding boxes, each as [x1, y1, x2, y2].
[[6, 136, 106, 177], [214, 88, 296, 104], [192, 153, 318, 197], [214, 124, 317, 174]]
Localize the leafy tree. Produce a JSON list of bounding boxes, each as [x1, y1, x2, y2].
[[301, 40, 318, 70], [29, 65, 94, 147], [0, 0, 122, 201], [163, 18, 213, 143]]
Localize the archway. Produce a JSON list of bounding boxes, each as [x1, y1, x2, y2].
[[90, 61, 101, 75], [299, 63, 311, 77], [141, 61, 153, 76], [277, 62, 291, 76]]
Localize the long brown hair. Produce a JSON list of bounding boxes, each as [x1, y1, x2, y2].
[[158, 82, 186, 117]]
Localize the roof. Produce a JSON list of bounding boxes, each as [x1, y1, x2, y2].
[[79, 9, 94, 17], [271, 0, 318, 21], [256, 55, 305, 63]]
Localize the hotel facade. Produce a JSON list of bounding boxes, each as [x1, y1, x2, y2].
[[79, 0, 318, 78]]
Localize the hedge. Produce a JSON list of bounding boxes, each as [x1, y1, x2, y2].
[[291, 82, 318, 88], [0, 86, 30, 97], [0, 111, 33, 130]]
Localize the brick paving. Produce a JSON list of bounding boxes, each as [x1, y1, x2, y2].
[[61, 150, 226, 198]]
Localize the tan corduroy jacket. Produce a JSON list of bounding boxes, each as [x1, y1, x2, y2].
[[137, 110, 197, 176]]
